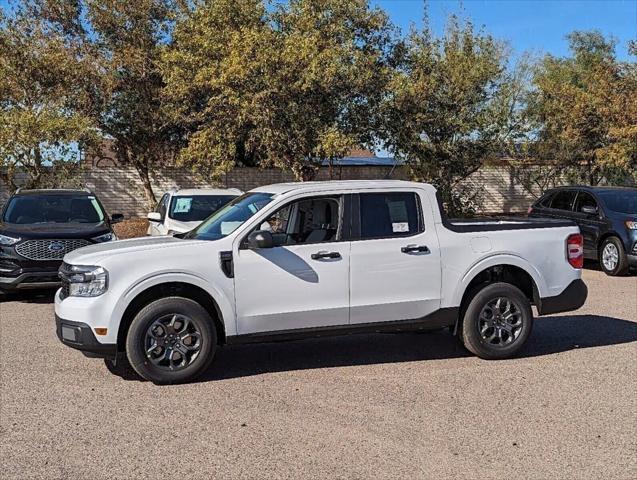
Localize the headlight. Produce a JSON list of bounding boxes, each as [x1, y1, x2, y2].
[[0, 234, 20, 246], [625, 220, 637, 230], [62, 265, 108, 297], [92, 232, 117, 242]]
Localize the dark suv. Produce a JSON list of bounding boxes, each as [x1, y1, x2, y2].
[[528, 186, 637, 276], [0, 189, 123, 292]]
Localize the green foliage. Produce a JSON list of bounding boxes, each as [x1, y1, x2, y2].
[[162, 0, 393, 181], [528, 30, 637, 186], [21, 0, 184, 207], [0, 4, 94, 190], [380, 15, 513, 216]]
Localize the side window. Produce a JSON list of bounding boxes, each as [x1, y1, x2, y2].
[[360, 192, 422, 239], [155, 194, 169, 221], [538, 192, 555, 208], [550, 190, 576, 211], [257, 196, 341, 246], [574, 192, 598, 213]]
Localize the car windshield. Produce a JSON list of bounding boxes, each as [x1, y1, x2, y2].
[[598, 190, 637, 214], [3, 194, 106, 224], [185, 192, 274, 241], [169, 195, 238, 222]]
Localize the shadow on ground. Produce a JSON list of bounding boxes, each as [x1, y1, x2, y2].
[[0, 288, 57, 304], [107, 314, 637, 383]]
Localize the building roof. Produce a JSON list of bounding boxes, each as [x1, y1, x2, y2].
[[323, 156, 402, 166], [251, 179, 433, 196]]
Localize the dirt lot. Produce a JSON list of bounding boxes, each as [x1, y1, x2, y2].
[[1, 267, 636, 479]]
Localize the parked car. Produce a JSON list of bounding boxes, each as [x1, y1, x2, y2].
[[147, 188, 242, 236], [0, 189, 122, 293], [528, 186, 637, 276], [55, 180, 587, 383]]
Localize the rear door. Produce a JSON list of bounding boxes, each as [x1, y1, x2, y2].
[[572, 191, 604, 257], [349, 189, 442, 325]]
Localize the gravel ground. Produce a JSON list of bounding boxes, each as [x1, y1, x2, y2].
[[1, 268, 636, 479]]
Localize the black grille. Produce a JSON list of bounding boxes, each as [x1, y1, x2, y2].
[[58, 262, 72, 299], [15, 239, 91, 261]]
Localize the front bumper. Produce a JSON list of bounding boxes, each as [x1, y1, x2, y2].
[[537, 279, 588, 315], [0, 270, 61, 290], [55, 314, 117, 359]]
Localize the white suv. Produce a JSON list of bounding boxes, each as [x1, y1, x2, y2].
[[147, 188, 242, 236]]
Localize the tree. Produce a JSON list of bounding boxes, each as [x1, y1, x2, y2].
[[28, 0, 183, 207], [381, 15, 512, 215], [0, 4, 94, 190], [162, 0, 393, 181], [528, 31, 637, 186]]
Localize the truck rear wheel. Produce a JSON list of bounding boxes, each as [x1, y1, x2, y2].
[[460, 282, 533, 360], [126, 297, 217, 384]]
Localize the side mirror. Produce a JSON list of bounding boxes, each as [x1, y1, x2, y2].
[[581, 206, 598, 216], [111, 213, 124, 224], [247, 230, 274, 249], [147, 212, 162, 222]]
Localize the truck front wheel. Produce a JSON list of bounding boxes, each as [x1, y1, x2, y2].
[[460, 283, 533, 360], [125, 297, 217, 384]]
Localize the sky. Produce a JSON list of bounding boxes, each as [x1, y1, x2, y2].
[[2, 0, 634, 58], [374, 0, 637, 60]]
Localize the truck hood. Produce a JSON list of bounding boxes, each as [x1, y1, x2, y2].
[[167, 219, 201, 234], [0, 221, 110, 239], [64, 236, 201, 264]]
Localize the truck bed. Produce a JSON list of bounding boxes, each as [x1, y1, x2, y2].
[[443, 216, 576, 233]]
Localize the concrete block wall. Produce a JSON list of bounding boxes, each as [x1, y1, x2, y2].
[[0, 164, 540, 218]]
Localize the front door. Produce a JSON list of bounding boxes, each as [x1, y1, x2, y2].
[[349, 190, 442, 324], [233, 195, 350, 335], [572, 191, 604, 257]]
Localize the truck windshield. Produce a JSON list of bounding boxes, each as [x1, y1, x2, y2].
[[169, 195, 238, 222], [3, 194, 106, 224], [186, 192, 274, 241]]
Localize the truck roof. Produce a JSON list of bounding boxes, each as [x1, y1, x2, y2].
[[13, 188, 92, 197], [251, 180, 434, 195]]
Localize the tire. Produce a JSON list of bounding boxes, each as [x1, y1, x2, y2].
[[460, 282, 533, 360], [125, 297, 217, 384], [599, 236, 628, 276]]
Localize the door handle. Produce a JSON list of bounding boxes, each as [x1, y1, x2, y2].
[[401, 245, 430, 254], [311, 251, 341, 260]]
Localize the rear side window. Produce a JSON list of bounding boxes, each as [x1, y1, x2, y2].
[[537, 192, 555, 208], [360, 192, 422, 239], [550, 190, 576, 211]]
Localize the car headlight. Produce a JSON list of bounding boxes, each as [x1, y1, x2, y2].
[[62, 265, 108, 297], [92, 232, 118, 243], [625, 220, 637, 230], [0, 234, 20, 246]]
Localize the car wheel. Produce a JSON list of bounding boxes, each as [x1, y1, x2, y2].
[[460, 282, 533, 360], [599, 237, 628, 276], [126, 297, 217, 384]]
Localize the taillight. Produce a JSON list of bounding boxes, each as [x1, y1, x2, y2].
[[566, 233, 584, 269], [527, 206, 534, 215]]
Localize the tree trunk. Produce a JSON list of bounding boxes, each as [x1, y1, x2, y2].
[[135, 163, 157, 209]]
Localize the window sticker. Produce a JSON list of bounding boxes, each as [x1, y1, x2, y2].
[[392, 222, 409, 233], [173, 197, 193, 213]]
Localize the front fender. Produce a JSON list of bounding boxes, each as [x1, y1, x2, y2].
[[452, 253, 548, 307], [112, 271, 236, 337]]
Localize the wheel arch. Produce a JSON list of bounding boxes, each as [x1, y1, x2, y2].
[[453, 259, 541, 335], [114, 277, 231, 352], [597, 232, 623, 252]]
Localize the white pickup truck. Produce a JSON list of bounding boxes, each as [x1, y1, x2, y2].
[[55, 180, 588, 384]]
